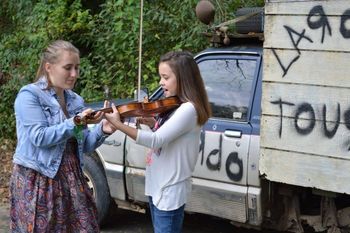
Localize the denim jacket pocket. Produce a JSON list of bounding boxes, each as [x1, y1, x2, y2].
[[42, 104, 61, 126]]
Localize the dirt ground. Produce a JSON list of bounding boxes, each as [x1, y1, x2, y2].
[[0, 139, 14, 204]]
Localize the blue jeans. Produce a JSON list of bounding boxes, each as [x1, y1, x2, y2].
[[148, 197, 185, 233]]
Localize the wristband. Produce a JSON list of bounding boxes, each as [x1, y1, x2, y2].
[[73, 114, 86, 141], [73, 114, 86, 126]]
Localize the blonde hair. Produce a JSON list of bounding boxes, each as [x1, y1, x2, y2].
[[159, 51, 211, 125], [35, 40, 80, 83]]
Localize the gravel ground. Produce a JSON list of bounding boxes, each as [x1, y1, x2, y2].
[[0, 203, 9, 232], [0, 139, 12, 233], [0, 139, 13, 205]]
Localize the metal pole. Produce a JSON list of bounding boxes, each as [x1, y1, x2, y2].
[[137, 0, 143, 101]]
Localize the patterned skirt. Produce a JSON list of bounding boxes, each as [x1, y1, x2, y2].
[[10, 139, 100, 233]]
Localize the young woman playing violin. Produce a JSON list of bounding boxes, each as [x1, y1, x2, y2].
[[104, 51, 211, 233]]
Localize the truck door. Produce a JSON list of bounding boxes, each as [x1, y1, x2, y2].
[[193, 52, 261, 186], [186, 52, 261, 224]]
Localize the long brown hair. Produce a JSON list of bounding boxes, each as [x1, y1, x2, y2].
[[34, 40, 80, 84], [159, 51, 211, 125]]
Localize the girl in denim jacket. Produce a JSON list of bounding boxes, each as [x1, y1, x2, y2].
[[10, 40, 116, 232]]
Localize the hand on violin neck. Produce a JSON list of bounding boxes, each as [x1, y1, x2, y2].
[[80, 100, 110, 124], [143, 96, 149, 103], [75, 108, 103, 125], [104, 103, 123, 128], [136, 116, 156, 128], [102, 119, 117, 135]]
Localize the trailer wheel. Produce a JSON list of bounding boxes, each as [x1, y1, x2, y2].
[[83, 154, 111, 225]]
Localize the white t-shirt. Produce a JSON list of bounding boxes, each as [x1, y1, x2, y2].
[[136, 102, 200, 211]]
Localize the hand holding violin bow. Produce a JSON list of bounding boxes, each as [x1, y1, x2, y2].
[[136, 116, 156, 129]]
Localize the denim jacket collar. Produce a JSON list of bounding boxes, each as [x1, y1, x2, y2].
[[36, 76, 77, 102]]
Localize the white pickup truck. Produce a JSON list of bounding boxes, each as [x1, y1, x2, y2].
[[84, 1, 350, 232]]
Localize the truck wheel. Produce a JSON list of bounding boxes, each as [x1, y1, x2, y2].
[[83, 154, 111, 225], [235, 7, 264, 34]]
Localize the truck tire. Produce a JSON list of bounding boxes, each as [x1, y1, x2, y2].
[[83, 154, 111, 225], [235, 7, 264, 34]]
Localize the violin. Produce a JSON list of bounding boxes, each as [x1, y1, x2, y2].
[[86, 96, 182, 119]]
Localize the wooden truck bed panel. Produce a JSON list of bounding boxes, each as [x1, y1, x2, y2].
[[261, 0, 350, 194]]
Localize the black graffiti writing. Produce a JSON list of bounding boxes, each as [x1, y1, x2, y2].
[[199, 129, 205, 165], [343, 108, 350, 150], [285, 26, 314, 54], [271, 98, 295, 137], [225, 152, 243, 182], [271, 26, 313, 77], [271, 98, 345, 142], [344, 108, 350, 130], [206, 134, 222, 170], [340, 9, 350, 38], [323, 103, 340, 138], [294, 103, 316, 135], [273, 5, 350, 77], [271, 49, 300, 78], [206, 149, 221, 170], [204, 133, 244, 181], [307, 5, 332, 43]]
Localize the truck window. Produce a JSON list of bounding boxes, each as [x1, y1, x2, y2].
[[198, 58, 257, 121]]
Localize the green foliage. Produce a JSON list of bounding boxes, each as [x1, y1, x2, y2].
[[0, 0, 264, 141], [0, 0, 93, 140], [80, 0, 142, 100]]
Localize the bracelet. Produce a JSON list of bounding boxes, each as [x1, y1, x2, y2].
[[73, 114, 86, 141], [73, 115, 86, 126]]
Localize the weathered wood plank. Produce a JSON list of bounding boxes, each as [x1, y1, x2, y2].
[[260, 115, 350, 159], [263, 49, 350, 86], [265, 0, 350, 16], [264, 15, 350, 52], [261, 82, 350, 122], [259, 148, 350, 194]]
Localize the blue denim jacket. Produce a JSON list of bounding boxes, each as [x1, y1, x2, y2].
[[13, 78, 107, 178]]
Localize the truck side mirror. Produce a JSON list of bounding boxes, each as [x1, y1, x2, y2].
[[103, 85, 111, 100], [134, 88, 149, 101]]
